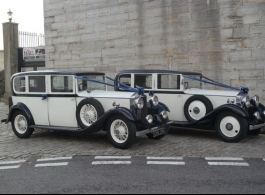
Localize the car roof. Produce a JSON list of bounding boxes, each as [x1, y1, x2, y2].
[[12, 70, 105, 77], [116, 69, 202, 76]]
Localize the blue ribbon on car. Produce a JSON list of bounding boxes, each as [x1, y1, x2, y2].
[[183, 75, 249, 94], [42, 94, 48, 100], [75, 76, 145, 95]]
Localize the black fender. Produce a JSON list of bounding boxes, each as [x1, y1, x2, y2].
[[81, 107, 140, 133], [158, 102, 170, 112], [7, 103, 35, 126], [173, 104, 249, 128]]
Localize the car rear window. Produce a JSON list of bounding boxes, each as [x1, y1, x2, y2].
[[14, 76, 26, 93]]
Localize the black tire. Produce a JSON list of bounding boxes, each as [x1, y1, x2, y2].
[[184, 95, 213, 122], [11, 111, 34, 138], [107, 115, 136, 149], [76, 98, 104, 129], [215, 112, 248, 143]]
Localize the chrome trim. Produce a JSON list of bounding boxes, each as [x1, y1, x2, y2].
[[249, 123, 265, 131]]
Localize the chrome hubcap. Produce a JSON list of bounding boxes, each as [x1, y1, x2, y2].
[[14, 115, 28, 134], [110, 120, 129, 144], [80, 104, 98, 127]]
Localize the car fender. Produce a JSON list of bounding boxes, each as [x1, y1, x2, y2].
[[81, 107, 139, 133], [7, 103, 35, 125], [158, 102, 170, 112], [173, 104, 249, 127]]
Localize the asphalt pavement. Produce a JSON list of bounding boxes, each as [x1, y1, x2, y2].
[[0, 101, 265, 161]]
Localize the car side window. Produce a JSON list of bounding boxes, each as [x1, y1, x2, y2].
[[119, 74, 131, 87], [29, 76, 46, 93], [134, 74, 152, 89], [158, 74, 181, 90], [51, 76, 73, 93], [14, 77, 26, 93]]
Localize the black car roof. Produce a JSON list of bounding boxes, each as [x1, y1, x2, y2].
[[116, 69, 202, 76], [12, 70, 105, 77]]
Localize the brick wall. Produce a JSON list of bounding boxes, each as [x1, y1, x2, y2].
[[44, 0, 265, 103], [0, 51, 4, 70]]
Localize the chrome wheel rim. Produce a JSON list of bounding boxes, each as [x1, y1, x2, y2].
[[188, 101, 207, 120], [220, 116, 240, 138], [14, 115, 28, 134], [80, 104, 98, 127], [110, 120, 129, 144]]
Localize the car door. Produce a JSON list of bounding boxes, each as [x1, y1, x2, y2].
[[47, 75, 78, 128], [155, 73, 184, 121]]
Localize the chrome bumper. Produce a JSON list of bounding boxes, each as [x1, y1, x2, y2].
[[136, 121, 173, 137], [249, 123, 265, 131]]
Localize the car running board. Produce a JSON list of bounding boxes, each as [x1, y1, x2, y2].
[[30, 125, 82, 132]]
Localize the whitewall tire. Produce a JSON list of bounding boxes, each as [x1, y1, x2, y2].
[[107, 116, 136, 149], [215, 112, 248, 142], [11, 111, 34, 138]]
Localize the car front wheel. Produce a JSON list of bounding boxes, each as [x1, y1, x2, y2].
[[11, 111, 34, 138], [215, 112, 248, 143], [107, 116, 136, 149]]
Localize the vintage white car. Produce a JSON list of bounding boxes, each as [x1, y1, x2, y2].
[[1, 70, 171, 149], [114, 70, 265, 143]]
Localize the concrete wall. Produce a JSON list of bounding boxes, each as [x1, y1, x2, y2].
[[44, 0, 265, 102], [0, 51, 4, 70]]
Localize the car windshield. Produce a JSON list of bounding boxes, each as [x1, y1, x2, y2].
[[77, 75, 106, 92], [184, 75, 204, 89]]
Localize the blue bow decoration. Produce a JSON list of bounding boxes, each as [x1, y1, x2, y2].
[[149, 91, 154, 97], [241, 87, 249, 94], [42, 94, 48, 100], [136, 86, 145, 95]]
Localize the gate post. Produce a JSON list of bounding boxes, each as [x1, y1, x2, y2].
[[2, 22, 19, 104]]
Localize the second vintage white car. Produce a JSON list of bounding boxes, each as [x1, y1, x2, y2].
[[114, 70, 265, 143]]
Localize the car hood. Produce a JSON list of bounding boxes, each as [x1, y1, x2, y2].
[[184, 88, 240, 97], [78, 90, 137, 99]]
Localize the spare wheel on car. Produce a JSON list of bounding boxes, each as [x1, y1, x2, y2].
[[184, 95, 213, 122], [76, 98, 105, 129]]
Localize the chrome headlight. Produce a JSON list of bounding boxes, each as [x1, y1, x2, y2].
[[150, 96, 159, 106], [241, 95, 251, 108], [254, 111, 261, 121], [146, 115, 153, 124], [135, 98, 144, 109], [250, 95, 259, 107], [161, 111, 168, 119]]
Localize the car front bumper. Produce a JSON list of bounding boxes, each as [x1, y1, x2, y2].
[[249, 123, 265, 131]]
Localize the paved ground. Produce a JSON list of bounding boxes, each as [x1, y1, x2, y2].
[[1, 101, 265, 161]]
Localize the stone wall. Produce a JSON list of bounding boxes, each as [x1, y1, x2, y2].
[[0, 51, 4, 70], [44, 0, 265, 102]]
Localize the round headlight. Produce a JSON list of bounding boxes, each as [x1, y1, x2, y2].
[[254, 111, 261, 121], [150, 96, 159, 106], [161, 111, 168, 119], [146, 115, 153, 124], [135, 98, 144, 109], [251, 95, 259, 107], [241, 96, 251, 108]]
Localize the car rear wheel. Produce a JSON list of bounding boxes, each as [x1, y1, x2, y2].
[[76, 98, 104, 129], [184, 95, 213, 123], [107, 116, 136, 149], [215, 112, 248, 142], [11, 111, 34, 138]]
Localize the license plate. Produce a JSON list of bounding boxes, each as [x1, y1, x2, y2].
[[153, 128, 165, 137]]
